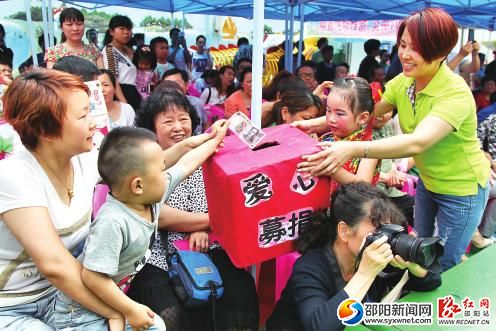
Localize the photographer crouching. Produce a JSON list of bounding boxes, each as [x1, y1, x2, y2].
[[266, 182, 442, 331]]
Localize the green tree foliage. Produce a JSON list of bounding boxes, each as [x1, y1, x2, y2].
[[9, 6, 43, 21], [80, 8, 113, 32], [264, 24, 273, 34], [172, 18, 192, 29]]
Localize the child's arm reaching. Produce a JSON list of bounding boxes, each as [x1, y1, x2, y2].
[[302, 156, 378, 184], [174, 119, 228, 180], [81, 268, 155, 330], [330, 158, 379, 184]]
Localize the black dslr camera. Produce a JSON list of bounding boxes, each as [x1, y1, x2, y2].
[[364, 224, 444, 273]]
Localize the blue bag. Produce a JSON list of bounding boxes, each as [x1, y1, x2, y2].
[[169, 250, 224, 307]]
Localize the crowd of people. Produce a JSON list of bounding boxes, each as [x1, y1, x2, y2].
[[0, 5, 495, 331]]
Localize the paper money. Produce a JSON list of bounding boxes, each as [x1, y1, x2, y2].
[[228, 111, 265, 150]]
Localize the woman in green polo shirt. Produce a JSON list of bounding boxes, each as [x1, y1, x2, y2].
[[295, 8, 490, 271]]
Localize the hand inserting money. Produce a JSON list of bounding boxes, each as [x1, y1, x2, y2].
[[228, 112, 265, 150]]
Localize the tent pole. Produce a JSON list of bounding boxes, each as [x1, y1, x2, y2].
[[297, 2, 305, 68], [285, 4, 290, 72], [24, 0, 39, 66], [47, 0, 54, 47], [251, 0, 264, 128], [41, 0, 49, 51], [288, 4, 295, 73]]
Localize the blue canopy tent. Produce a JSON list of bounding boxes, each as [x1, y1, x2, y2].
[[26, 0, 496, 126], [66, 0, 496, 30]]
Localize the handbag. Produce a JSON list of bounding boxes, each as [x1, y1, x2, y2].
[[169, 250, 224, 307]]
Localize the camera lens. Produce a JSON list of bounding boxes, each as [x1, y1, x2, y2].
[[390, 234, 444, 271]]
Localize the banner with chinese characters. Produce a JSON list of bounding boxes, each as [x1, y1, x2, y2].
[[203, 124, 330, 268], [307, 20, 401, 38]]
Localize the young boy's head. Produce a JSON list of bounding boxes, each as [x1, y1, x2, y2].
[[98, 127, 167, 204], [0, 55, 13, 83], [322, 45, 334, 63], [369, 64, 385, 85], [150, 37, 169, 62], [364, 39, 381, 57], [335, 63, 349, 79], [53, 56, 100, 82]]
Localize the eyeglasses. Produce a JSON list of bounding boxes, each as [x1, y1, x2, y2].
[[299, 72, 315, 78]]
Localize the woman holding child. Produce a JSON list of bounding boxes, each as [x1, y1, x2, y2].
[[0, 69, 225, 330], [296, 8, 490, 271], [0, 69, 121, 329], [129, 88, 259, 331]]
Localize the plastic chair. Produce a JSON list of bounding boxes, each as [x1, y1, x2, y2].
[[204, 104, 225, 126], [92, 184, 110, 220], [401, 174, 418, 197], [275, 251, 301, 301], [187, 83, 201, 98]]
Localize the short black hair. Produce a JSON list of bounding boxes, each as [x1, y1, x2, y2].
[[322, 45, 334, 55], [201, 69, 219, 80], [86, 28, 97, 38], [150, 36, 168, 50], [364, 39, 381, 55], [98, 127, 157, 190], [337, 62, 350, 71], [368, 63, 384, 80], [59, 7, 84, 26], [162, 68, 189, 83], [481, 75, 496, 86], [196, 35, 206, 43], [134, 33, 144, 42], [0, 54, 12, 68], [38, 33, 57, 49], [295, 60, 317, 76], [277, 76, 308, 96], [317, 37, 328, 49], [52, 56, 100, 82], [239, 66, 252, 84], [170, 28, 180, 38], [235, 57, 252, 69], [237, 37, 249, 47], [135, 89, 201, 134], [109, 15, 133, 29]]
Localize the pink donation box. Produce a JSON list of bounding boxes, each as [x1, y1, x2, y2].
[[203, 124, 330, 267]]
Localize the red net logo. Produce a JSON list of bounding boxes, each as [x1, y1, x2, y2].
[[438, 296, 462, 318]]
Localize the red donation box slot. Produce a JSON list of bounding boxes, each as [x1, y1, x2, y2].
[[203, 124, 330, 267]]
